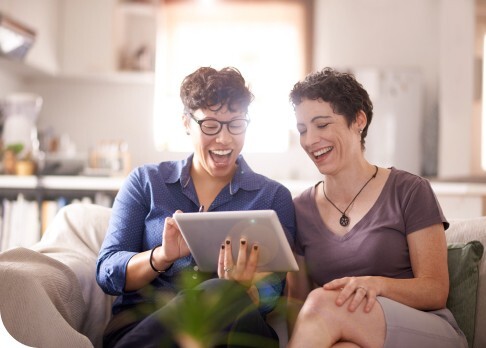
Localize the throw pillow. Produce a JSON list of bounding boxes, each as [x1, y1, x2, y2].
[[447, 241, 484, 348]]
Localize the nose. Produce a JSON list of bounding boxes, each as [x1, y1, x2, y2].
[[302, 128, 319, 148], [215, 124, 233, 144]]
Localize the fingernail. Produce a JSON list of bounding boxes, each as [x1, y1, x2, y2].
[[225, 240, 230, 245], [221, 244, 225, 249], [253, 245, 258, 250], [240, 240, 246, 245]]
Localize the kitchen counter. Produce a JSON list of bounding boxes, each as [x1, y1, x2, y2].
[[0, 175, 124, 191]]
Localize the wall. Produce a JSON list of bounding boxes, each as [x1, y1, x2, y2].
[[0, 70, 22, 97], [438, 0, 475, 178], [0, 0, 478, 182], [25, 78, 161, 167]]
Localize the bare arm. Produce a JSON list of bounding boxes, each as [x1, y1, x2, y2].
[[125, 213, 190, 291], [324, 223, 449, 312], [381, 222, 449, 309]]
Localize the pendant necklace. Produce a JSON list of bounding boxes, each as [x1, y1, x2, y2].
[[323, 165, 378, 227]]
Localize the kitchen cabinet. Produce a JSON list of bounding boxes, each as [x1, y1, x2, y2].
[[115, 1, 157, 73], [0, 0, 60, 75], [0, 0, 157, 83], [60, 0, 157, 81]]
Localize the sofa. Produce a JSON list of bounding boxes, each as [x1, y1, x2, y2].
[[0, 203, 484, 348]]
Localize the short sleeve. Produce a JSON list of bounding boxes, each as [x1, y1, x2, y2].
[[402, 177, 448, 234]]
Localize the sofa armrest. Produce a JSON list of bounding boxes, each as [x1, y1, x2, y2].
[[0, 247, 93, 347], [447, 217, 486, 348]]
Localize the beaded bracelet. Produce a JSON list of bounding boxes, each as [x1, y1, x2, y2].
[[149, 245, 173, 273]]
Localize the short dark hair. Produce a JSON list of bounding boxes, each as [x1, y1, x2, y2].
[[289, 67, 373, 149], [180, 67, 254, 114]]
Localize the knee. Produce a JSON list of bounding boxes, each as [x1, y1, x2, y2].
[[298, 288, 338, 322]]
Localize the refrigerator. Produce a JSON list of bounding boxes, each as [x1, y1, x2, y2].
[[352, 68, 424, 176]]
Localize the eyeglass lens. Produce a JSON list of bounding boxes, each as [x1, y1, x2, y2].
[[190, 113, 249, 135], [200, 119, 248, 135]]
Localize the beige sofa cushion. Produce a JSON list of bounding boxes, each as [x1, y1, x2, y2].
[[447, 217, 486, 348], [31, 203, 115, 348], [0, 247, 93, 348]]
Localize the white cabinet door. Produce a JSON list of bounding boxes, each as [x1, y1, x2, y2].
[[60, 0, 118, 75]]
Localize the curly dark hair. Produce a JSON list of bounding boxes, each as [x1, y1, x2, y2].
[[289, 67, 373, 149], [180, 67, 254, 115]]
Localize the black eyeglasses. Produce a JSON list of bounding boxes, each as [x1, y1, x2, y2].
[[189, 113, 250, 136]]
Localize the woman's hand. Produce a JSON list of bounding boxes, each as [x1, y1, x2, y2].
[[217, 237, 259, 288], [153, 210, 191, 267], [323, 276, 380, 313]]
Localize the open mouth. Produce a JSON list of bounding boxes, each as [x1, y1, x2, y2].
[[209, 149, 233, 164], [313, 146, 332, 159]]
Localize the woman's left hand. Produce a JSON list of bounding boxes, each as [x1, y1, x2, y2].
[[217, 237, 259, 288], [323, 276, 380, 313]]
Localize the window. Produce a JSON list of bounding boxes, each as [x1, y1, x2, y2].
[[153, 0, 309, 152], [482, 34, 486, 170]]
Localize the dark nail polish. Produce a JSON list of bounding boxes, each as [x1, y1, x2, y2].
[[226, 240, 230, 245], [241, 240, 246, 245], [221, 244, 225, 249], [253, 245, 258, 250]]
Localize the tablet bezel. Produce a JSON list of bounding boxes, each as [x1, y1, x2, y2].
[[173, 210, 298, 272]]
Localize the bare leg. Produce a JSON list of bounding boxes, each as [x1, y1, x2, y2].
[[332, 343, 361, 348], [288, 288, 386, 348]]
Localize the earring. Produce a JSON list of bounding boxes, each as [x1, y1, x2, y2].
[[359, 129, 363, 134], [186, 131, 190, 135]]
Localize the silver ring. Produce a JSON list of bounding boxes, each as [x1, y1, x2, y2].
[[224, 267, 233, 272]]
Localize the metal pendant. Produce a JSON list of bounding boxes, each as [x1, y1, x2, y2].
[[340, 214, 350, 227]]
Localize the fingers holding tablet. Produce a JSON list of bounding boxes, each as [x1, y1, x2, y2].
[[217, 237, 259, 287], [160, 210, 191, 264]]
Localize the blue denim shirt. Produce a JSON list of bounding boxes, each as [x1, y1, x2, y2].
[[96, 154, 296, 316]]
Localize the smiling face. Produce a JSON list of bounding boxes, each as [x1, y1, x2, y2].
[[295, 98, 365, 175], [184, 105, 247, 181]]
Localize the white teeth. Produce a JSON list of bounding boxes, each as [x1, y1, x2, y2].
[[313, 146, 332, 157], [211, 149, 232, 156]]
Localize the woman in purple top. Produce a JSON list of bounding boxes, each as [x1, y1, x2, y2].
[[286, 67, 467, 347]]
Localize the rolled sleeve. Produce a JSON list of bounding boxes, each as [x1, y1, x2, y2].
[[96, 251, 137, 295]]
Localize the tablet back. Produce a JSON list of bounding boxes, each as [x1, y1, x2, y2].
[[173, 210, 298, 272]]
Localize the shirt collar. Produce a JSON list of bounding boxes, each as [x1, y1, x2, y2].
[[165, 153, 264, 195]]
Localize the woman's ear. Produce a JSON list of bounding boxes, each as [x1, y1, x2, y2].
[[356, 110, 368, 131]]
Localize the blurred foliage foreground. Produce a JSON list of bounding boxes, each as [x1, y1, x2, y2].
[[125, 271, 285, 348]]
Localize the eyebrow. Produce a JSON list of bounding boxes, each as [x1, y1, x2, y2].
[[310, 115, 332, 122], [297, 115, 332, 127]]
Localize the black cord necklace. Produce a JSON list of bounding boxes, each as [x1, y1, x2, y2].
[[322, 165, 378, 227]]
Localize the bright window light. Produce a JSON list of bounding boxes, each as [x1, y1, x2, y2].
[[153, 1, 306, 153]]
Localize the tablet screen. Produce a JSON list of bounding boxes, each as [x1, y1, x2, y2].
[[173, 210, 298, 272]]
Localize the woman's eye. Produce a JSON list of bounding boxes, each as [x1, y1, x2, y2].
[[317, 123, 329, 129], [296, 127, 307, 135]]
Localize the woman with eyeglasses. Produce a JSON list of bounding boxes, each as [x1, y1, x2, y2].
[[96, 66, 295, 348]]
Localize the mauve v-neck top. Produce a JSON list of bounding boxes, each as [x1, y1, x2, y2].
[[293, 167, 448, 286]]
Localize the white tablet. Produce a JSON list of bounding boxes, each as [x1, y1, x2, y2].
[[173, 210, 298, 273]]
